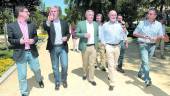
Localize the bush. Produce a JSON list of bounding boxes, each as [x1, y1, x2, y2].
[[166, 26, 170, 33], [0, 58, 14, 77]]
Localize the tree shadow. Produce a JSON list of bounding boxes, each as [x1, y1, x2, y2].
[[95, 70, 109, 85], [48, 72, 62, 84], [124, 69, 169, 96], [125, 41, 170, 77], [27, 76, 42, 94], [71, 67, 84, 78], [48, 73, 55, 83]]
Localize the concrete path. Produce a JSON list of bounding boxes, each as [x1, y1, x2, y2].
[[0, 40, 170, 96]]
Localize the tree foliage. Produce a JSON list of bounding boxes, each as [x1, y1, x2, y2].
[[64, 0, 170, 24]]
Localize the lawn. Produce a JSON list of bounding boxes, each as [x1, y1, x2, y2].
[[0, 49, 14, 77]]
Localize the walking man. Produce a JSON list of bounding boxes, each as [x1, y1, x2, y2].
[[101, 10, 124, 90], [76, 10, 98, 86], [133, 8, 163, 87], [96, 13, 107, 71], [7, 6, 44, 96], [117, 14, 128, 73], [43, 6, 70, 90]]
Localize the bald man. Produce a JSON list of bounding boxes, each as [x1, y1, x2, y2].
[[101, 10, 124, 90], [76, 10, 99, 86]]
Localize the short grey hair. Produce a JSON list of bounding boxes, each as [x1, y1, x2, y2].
[[85, 10, 94, 16], [49, 5, 62, 15]]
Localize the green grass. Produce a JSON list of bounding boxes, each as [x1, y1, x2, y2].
[[0, 49, 14, 77], [166, 26, 170, 33], [0, 58, 14, 77], [0, 42, 14, 77]]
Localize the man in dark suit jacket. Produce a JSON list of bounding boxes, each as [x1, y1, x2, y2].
[[43, 6, 70, 90], [7, 6, 44, 96]]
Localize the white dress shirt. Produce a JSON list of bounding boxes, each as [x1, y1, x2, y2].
[[86, 20, 94, 44]]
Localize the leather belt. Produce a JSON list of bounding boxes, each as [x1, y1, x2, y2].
[[54, 44, 63, 47], [139, 42, 156, 45], [106, 43, 119, 46], [87, 44, 94, 46], [25, 49, 31, 51]]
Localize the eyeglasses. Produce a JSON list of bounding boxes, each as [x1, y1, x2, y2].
[[21, 11, 29, 13]]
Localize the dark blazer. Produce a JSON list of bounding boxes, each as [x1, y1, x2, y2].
[[7, 21, 39, 61], [43, 20, 70, 52]]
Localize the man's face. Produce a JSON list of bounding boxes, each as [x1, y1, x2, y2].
[[147, 10, 157, 21], [19, 8, 30, 20], [96, 15, 102, 23], [117, 16, 123, 22], [50, 7, 60, 19], [86, 11, 94, 23], [108, 11, 117, 22]]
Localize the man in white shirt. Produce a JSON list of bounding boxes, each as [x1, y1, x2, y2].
[[76, 10, 99, 86]]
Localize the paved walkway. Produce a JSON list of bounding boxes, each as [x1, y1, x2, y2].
[[0, 40, 170, 96]]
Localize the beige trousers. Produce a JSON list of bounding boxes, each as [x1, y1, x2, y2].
[[96, 42, 107, 68], [82, 45, 96, 81], [105, 44, 120, 86]]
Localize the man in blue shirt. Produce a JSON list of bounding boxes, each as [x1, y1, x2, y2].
[[101, 10, 124, 91], [133, 8, 163, 87]]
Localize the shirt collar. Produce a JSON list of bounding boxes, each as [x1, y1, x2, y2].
[[146, 19, 156, 24], [109, 20, 117, 24], [53, 19, 60, 23], [86, 20, 93, 24], [17, 19, 27, 25]]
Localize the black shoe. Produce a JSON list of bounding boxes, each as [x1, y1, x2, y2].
[[75, 49, 80, 53], [22, 94, 27, 96], [161, 55, 165, 59], [89, 81, 96, 86], [116, 67, 125, 73], [55, 83, 60, 90], [95, 65, 98, 69], [108, 77, 110, 80], [63, 81, 68, 88], [145, 80, 152, 87], [109, 85, 114, 91], [137, 73, 144, 80], [100, 67, 106, 72], [38, 81, 44, 88], [82, 76, 87, 80]]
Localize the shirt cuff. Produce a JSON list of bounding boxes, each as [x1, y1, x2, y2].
[[46, 21, 51, 26]]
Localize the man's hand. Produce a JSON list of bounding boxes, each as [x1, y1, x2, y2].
[[47, 13, 54, 22], [62, 37, 68, 42], [84, 33, 91, 39], [125, 41, 128, 48], [28, 39, 34, 44], [144, 36, 150, 39], [20, 38, 25, 44]]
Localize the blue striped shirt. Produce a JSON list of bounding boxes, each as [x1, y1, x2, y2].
[[133, 20, 163, 43], [101, 21, 124, 44]]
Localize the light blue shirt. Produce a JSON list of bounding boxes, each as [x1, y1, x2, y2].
[[101, 21, 124, 44], [53, 20, 63, 45], [46, 20, 63, 45], [133, 20, 163, 43], [98, 24, 103, 41]]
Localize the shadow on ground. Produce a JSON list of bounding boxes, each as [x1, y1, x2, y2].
[[125, 42, 170, 77], [72, 67, 109, 85], [124, 69, 169, 96], [27, 76, 43, 94]]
